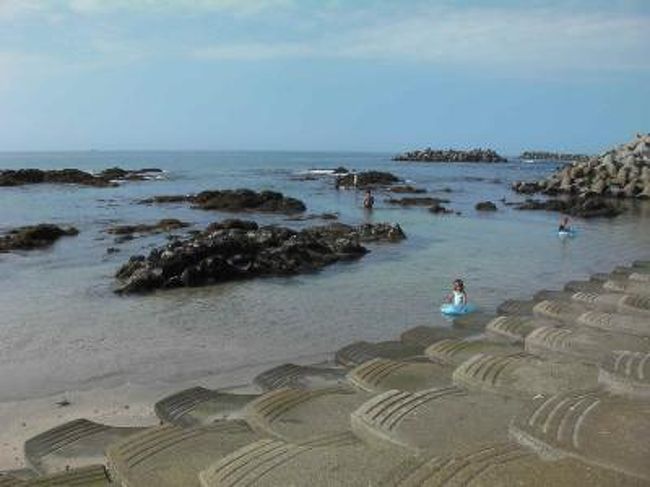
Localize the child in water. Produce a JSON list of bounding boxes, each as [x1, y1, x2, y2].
[[363, 190, 375, 209], [558, 216, 571, 232], [445, 279, 467, 306]]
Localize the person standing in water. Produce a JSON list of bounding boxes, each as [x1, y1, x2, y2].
[[558, 216, 571, 232], [445, 279, 467, 306], [363, 190, 375, 209]]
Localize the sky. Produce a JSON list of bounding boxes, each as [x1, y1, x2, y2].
[[0, 0, 649, 153]]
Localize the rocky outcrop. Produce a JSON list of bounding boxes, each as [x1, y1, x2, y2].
[[107, 219, 190, 237], [336, 171, 400, 188], [0, 224, 78, 252], [520, 151, 590, 162], [386, 197, 449, 207], [429, 202, 454, 214], [394, 148, 507, 163], [514, 197, 622, 218], [387, 185, 427, 194], [513, 134, 650, 200], [475, 201, 497, 211], [0, 167, 162, 187], [139, 189, 306, 213], [114, 220, 406, 293]]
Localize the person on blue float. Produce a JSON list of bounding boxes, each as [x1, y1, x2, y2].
[[445, 279, 467, 307]]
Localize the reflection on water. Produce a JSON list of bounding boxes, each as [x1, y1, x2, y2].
[[0, 151, 649, 401]]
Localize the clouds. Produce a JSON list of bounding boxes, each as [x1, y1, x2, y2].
[[191, 7, 650, 72], [1, 1, 649, 83]]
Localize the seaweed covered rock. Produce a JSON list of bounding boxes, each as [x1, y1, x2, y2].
[[394, 148, 507, 162], [115, 221, 406, 293], [0, 224, 79, 252], [139, 189, 306, 213], [0, 167, 162, 187]]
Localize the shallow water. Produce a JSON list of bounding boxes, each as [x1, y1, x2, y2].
[[1, 151, 649, 401]]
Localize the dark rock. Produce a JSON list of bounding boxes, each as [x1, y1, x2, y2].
[[106, 219, 190, 236], [394, 148, 507, 163], [0, 224, 79, 252], [387, 185, 427, 194], [520, 151, 590, 162], [114, 221, 406, 294], [475, 201, 498, 211], [429, 203, 454, 214], [0, 167, 163, 187], [139, 189, 306, 214], [332, 166, 349, 174], [514, 197, 622, 218], [107, 247, 121, 254], [386, 197, 450, 206], [337, 171, 400, 188]]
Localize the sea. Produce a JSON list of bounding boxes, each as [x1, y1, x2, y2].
[[1, 151, 649, 402]]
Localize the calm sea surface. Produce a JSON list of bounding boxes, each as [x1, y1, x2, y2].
[[1, 151, 649, 401]]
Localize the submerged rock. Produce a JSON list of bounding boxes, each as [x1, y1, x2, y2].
[[139, 189, 306, 213], [475, 201, 498, 211], [394, 148, 507, 163], [387, 185, 427, 194], [0, 224, 79, 252], [114, 221, 406, 293], [106, 219, 190, 238], [0, 167, 162, 187]]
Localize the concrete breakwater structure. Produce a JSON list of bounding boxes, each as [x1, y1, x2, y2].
[[2, 261, 650, 486]]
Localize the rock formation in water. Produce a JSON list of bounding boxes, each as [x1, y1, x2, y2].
[[106, 219, 190, 240], [520, 151, 590, 162], [513, 133, 650, 199], [0, 167, 162, 187], [115, 220, 406, 293], [475, 201, 498, 211], [0, 224, 79, 252], [336, 171, 400, 188], [139, 189, 306, 213], [393, 148, 507, 163]]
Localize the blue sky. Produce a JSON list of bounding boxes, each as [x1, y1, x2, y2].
[[0, 0, 648, 153]]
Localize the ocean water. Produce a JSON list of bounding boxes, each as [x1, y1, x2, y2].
[[1, 151, 649, 402]]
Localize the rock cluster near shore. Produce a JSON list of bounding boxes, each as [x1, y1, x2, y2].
[[106, 219, 191, 242], [393, 148, 507, 162], [5, 260, 650, 486], [513, 133, 650, 199], [520, 151, 590, 162], [114, 220, 406, 293], [0, 224, 78, 252], [139, 189, 306, 213], [336, 171, 400, 188], [0, 167, 162, 187]]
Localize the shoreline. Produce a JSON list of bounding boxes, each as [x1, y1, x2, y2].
[[2, 257, 648, 481]]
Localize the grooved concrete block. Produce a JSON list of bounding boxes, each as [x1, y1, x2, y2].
[[347, 358, 452, 393], [350, 387, 525, 453], [244, 387, 371, 441], [106, 420, 261, 487], [155, 387, 259, 427], [510, 391, 650, 481], [24, 419, 144, 475], [253, 363, 346, 391]]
